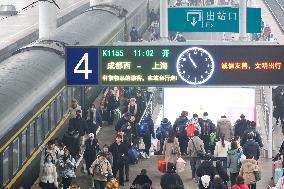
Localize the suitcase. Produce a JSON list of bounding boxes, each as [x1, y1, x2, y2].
[[158, 159, 166, 173]]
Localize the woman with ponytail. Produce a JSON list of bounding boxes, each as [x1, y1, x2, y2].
[[214, 134, 230, 169]]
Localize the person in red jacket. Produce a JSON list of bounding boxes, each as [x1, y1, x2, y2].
[[231, 175, 249, 189]]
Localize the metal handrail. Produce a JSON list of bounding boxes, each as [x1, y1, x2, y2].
[[260, 86, 270, 140]]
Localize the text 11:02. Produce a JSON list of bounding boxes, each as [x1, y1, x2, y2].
[[134, 49, 154, 57]]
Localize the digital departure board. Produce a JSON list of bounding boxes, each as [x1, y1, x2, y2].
[[66, 45, 284, 86]]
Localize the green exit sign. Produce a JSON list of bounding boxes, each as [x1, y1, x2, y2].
[[168, 7, 261, 33]]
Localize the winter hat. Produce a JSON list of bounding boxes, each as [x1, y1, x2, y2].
[[240, 114, 245, 118], [203, 112, 208, 116], [250, 121, 256, 127], [162, 118, 168, 123]]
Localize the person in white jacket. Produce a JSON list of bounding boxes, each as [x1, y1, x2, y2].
[[39, 153, 58, 189], [269, 176, 284, 189], [214, 134, 230, 169]]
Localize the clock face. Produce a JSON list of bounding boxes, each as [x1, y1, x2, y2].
[[176, 47, 215, 85]]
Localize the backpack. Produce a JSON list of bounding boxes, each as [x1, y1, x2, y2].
[[186, 124, 196, 137], [138, 120, 149, 136], [202, 121, 211, 136], [175, 119, 187, 137], [209, 132, 217, 145], [156, 127, 162, 140], [128, 146, 139, 163], [275, 168, 283, 184]]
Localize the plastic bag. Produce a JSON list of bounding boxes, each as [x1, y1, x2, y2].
[[176, 157, 186, 173]]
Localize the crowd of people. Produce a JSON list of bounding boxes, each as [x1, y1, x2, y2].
[[154, 111, 265, 189], [17, 86, 151, 189]]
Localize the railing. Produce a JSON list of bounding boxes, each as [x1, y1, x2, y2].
[[138, 88, 161, 125]]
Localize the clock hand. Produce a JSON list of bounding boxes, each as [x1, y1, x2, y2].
[[188, 53, 197, 68]]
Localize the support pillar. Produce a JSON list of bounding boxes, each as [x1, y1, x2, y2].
[[39, 0, 56, 39], [267, 86, 273, 159], [160, 0, 168, 41], [239, 0, 247, 41]]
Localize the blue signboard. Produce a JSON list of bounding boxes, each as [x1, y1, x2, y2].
[[168, 7, 261, 33], [66, 47, 99, 85]]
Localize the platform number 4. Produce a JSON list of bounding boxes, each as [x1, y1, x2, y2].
[[74, 53, 93, 79]]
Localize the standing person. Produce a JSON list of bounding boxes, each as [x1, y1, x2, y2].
[[136, 91, 146, 120], [216, 115, 233, 141], [188, 130, 205, 181], [163, 130, 181, 166], [83, 133, 100, 175], [59, 148, 76, 189], [105, 90, 119, 125], [130, 27, 139, 42], [215, 160, 229, 187], [241, 121, 263, 148], [234, 114, 250, 139], [40, 140, 59, 166], [62, 127, 80, 158], [196, 154, 217, 189], [90, 152, 113, 189], [200, 112, 215, 153], [243, 134, 260, 161], [239, 155, 260, 189], [39, 154, 58, 189], [273, 90, 283, 125], [160, 162, 184, 189], [214, 135, 230, 169], [86, 103, 102, 134], [156, 118, 173, 155], [139, 114, 155, 158], [173, 111, 189, 155], [69, 99, 81, 119], [231, 175, 250, 189], [109, 134, 129, 186], [102, 144, 113, 167], [115, 112, 131, 132], [128, 98, 138, 117], [69, 110, 89, 155], [188, 113, 201, 134], [210, 175, 227, 189], [227, 141, 242, 185]]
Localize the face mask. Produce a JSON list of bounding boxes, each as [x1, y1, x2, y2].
[[47, 159, 52, 164]]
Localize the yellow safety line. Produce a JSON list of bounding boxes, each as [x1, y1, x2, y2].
[[0, 86, 65, 153], [5, 115, 69, 188]]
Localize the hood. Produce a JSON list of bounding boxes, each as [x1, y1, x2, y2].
[[161, 121, 171, 126], [227, 149, 239, 155], [201, 161, 214, 169], [217, 118, 231, 125]]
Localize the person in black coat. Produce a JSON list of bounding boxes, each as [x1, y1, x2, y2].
[[69, 110, 89, 137], [86, 103, 102, 135], [105, 90, 119, 125], [136, 91, 146, 121], [62, 127, 80, 158], [234, 114, 250, 139], [115, 112, 131, 132], [215, 160, 229, 187], [109, 134, 129, 186], [243, 134, 260, 160], [140, 114, 155, 157], [160, 162, 184, 189], [83, 133, 100, 175], [132, 169, 152, 187], [240, 121, 263, 148], [196, 155, 217, 189]]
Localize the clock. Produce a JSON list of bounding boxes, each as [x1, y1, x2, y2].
[[176, 47, 215, 85]]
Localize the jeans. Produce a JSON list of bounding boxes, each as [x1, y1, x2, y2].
[[94, 180, 106, 189], [178, 136, 188, 155], [189, 157, 201, 179]]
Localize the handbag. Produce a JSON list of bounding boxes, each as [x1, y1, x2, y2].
[[254, 169, 261, 182], [191, 139, 204, 158]]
